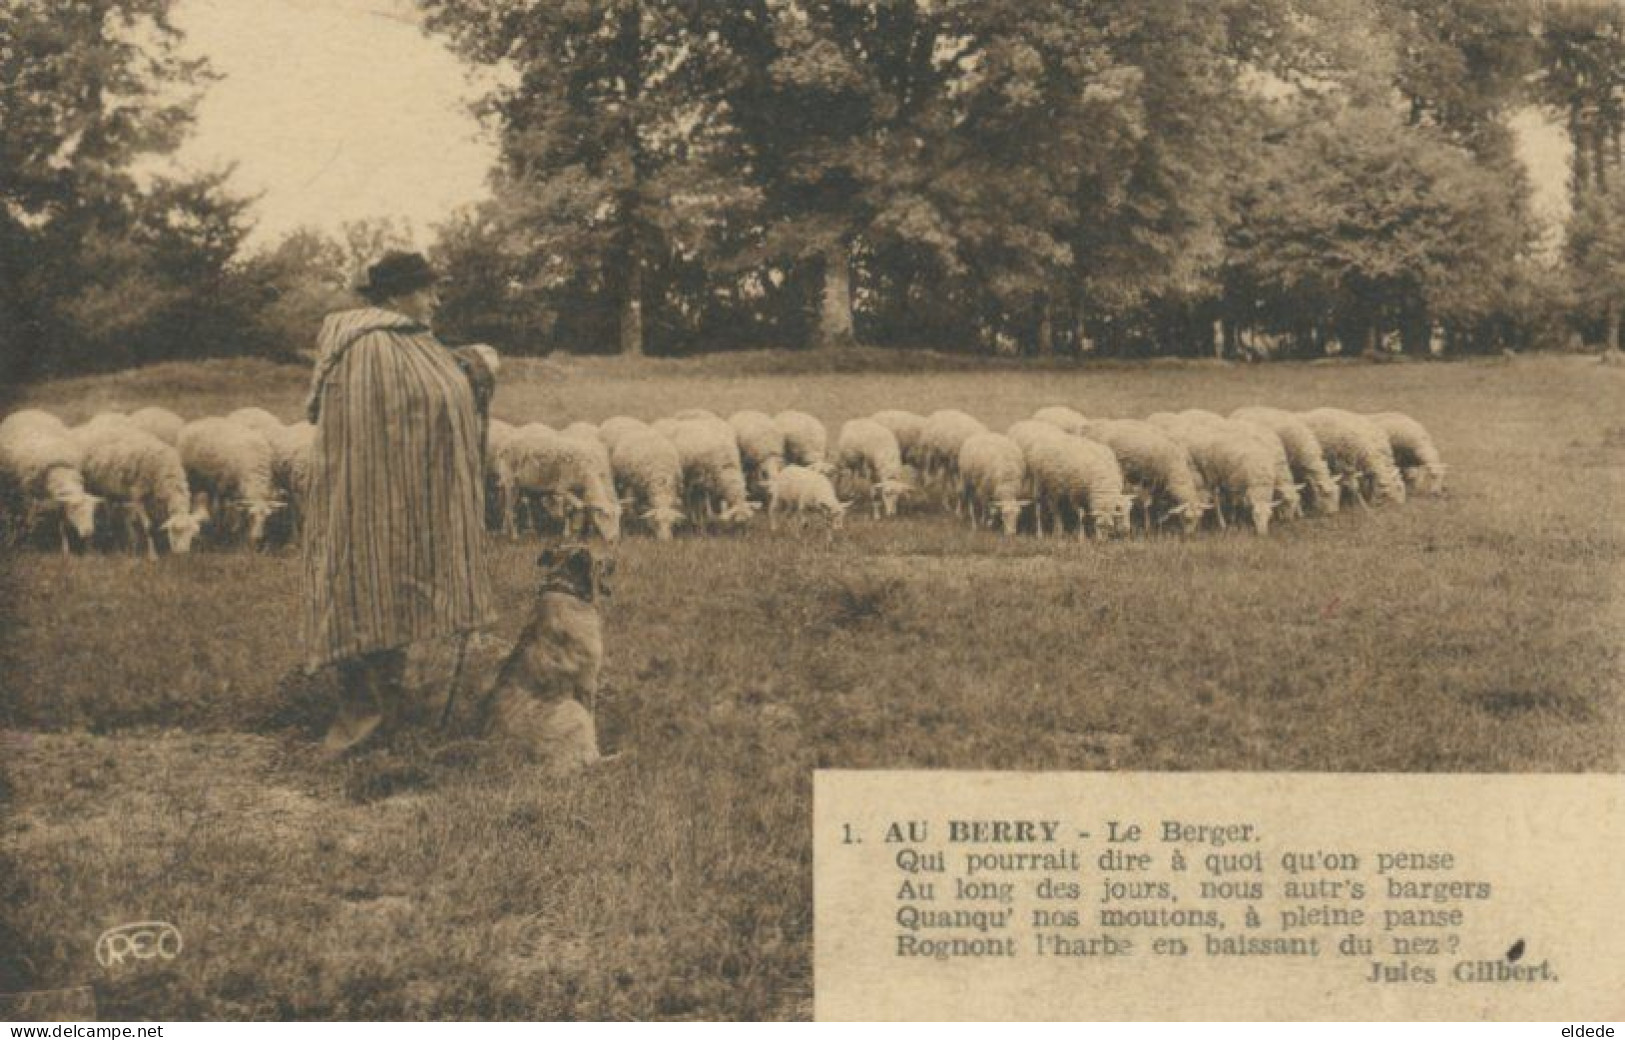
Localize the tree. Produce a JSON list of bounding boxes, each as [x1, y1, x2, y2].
[[1567, 185, 1625, 352], [422, 0, 759, 356], [0, 0, 263, 378], [1539, 0, 1625, 194]]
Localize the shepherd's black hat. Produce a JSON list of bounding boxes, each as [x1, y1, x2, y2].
[[356, 251, 440, 302]]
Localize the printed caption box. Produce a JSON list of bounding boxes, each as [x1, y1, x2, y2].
[[814, 772, 1624, 1021]]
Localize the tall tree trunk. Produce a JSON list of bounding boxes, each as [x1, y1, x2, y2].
[[1035, 300, 1054, 356], [619, 250, 644, 357], [817, 240, 855, 349], [1607, 298, 1621, 354]]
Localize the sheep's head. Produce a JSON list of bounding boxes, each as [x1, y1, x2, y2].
[[825, 499, 852, 530], [1106, 494, 1136, 537], [989, 497, 1029, 536], [1159, 499, 1203, 536], [720, 501, 759, 525], [1310, 475, 1341, 515], [237, 499, 284, 546], [874, 478, 911, 518], [588, 501, 622, 543], [64, 492, 102, 540], [1247, 490, 1274, 535], [642, 505, 686, 541], [162, 509, 207, 554]]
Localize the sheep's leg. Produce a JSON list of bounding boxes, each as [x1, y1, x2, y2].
[[59, 515, 72, 557], [131, 505, 156, 561], [1075, 505, 1090, 541]]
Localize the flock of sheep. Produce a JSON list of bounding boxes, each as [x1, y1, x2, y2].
[[0, 398, 1446, 557]]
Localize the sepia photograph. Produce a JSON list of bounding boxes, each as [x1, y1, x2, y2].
[[1, 0, 1622, 1023]]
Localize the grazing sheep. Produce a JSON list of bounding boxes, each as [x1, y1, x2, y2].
[[1221, 417, 1304, 521], [1032, 405, 1091, 436], [1086, 419, 1209, 534], [0, 426, 102, 553], [1165, 421, 1280, 534], [505, 425, 622, 541], [1231, 406, 1341, 516], [1300, 408, 1407, 508], [836, 418, 911, 519], [870, 409, 927, 467], [1027, 436, 1133, 540], [766, 464, 848, 531], [611, 429, 687, 540], [773, 410, 831, 473], [559, 423, 615, 492], [225, 407, 284, 435], [177, 417, 282, 548], [729, 410, 788, 500], [80, 428, 204, 558], [957, 432, 1029, 535], [597, 415, 650, 456], [917, 409, 989, 508], [1367, 411, 1446, 495], [128, 406, 185, 446], [670, 420, 756, 528]]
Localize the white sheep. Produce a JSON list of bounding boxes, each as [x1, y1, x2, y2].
[[1367, 412, 1446, 495], [1027, 436, 1133, 540], [669, 420, 757, 528], [917, 409, 989, 509], [177, 417, 282, 547], [81, 428, 205, 558], [729, 410, 788, 500], [836, 418, 912, 519], [773, 410, 831, 472], [1231, 406, 1341, 516], [128, 406, 185, 446], [957, 432, 1029, 535], [597, 415, 650, 456], [870, 409, 927, 467], [559, 423, 615, 492], [0, 426, 102, 553], [1086, 419, 1209, 534], [765, 464, 849, 532], [1162, 420, 1280, 534], [1300, 408, 1407, 508], [1032, 405, 1091, 436], [610, 429, 687, 540], [1217, 417, 1304, 521], [504, 425, 621, 541]]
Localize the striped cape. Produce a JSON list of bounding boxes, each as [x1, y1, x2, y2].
[[301, 307, 495, 670]]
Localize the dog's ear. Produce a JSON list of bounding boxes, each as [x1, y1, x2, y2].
[[536, 547, 561, 570]]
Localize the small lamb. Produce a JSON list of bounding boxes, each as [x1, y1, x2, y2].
[[766, 465, 849, 532]]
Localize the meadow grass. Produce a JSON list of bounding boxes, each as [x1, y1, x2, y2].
[[1, 350, 1621, 1019]]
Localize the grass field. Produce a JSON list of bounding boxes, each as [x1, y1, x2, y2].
[[2, 349, 1621, 1019]]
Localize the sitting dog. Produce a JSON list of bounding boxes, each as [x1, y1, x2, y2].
[[480, 544, 613, 776]]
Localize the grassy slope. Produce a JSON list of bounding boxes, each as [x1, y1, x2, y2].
[[1, 350, 1621, 1019]]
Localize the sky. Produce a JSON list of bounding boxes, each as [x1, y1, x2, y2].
[[166, 0, 503, 249], [162, 0, 1574, 256]]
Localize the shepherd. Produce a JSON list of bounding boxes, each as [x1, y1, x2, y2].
[[301, 250, 498, 755]]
